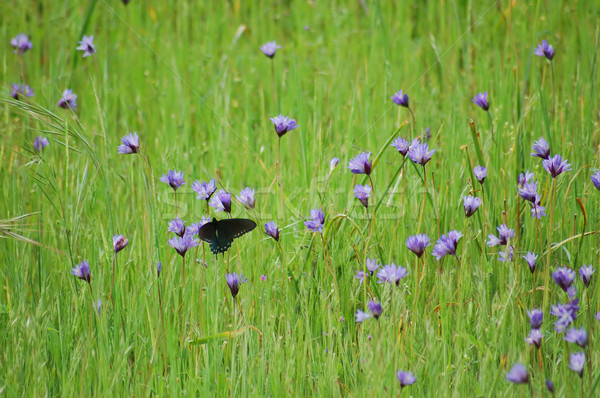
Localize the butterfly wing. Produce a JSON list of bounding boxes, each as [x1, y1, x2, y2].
[[199, 218, 256, 255], [216, 218, 257, 241], [197, 221, 217, 244]]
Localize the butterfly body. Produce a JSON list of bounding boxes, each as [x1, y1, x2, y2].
[[198, 218, 256, 255]]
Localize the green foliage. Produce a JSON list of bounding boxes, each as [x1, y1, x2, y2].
[[1, 0, 599, 396]]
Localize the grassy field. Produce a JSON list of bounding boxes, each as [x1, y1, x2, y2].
[[1, 0, 600, 396]]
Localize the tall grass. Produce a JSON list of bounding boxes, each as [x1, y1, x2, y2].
[[1, 0, 599, 396]]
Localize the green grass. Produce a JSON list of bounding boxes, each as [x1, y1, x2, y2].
[[1, 0, 600, 396]]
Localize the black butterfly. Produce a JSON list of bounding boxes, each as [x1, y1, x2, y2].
[[198, 218, 257, 255]]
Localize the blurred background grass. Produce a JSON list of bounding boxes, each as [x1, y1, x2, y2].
[[1, 0, 599, 396]]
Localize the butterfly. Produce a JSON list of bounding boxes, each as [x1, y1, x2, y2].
[[197, 218, 257, 255]]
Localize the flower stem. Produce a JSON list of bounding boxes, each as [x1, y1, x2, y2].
[[407, 107, 416, 132], [321, 234, 339, 298], [174, 191, 178, 218], [182, 255, 186, 290], [277, 137, 283, 217], [481, 185, 487, 271], [417, 167, 427, 233], [364, 175, 376, 259], [110, 254, 116, 306], [587, 293, 593, 393], [278, 241, 286, 293], [542, 178, 556, 313], [487, 111, 495, 143], [157, 278, 168, 375]]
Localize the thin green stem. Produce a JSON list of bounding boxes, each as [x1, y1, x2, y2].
[[157, 278, 168, 375], [278, 241, 285, 293], [487, 111, 496, 143], [110, 254, 116, 305], [407, 107, 416, 133], [417, 167, 427, 233], [542, 179, 556, 313]]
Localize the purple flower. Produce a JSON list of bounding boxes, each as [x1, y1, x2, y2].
[[260, 41, 281, 58], [530, 203, 546, 219], [58, 89, 77, 110], [269, 114, 298, 137], [191, 179, 217, 201], [391, 137, 410, 156], [209, 190, 232, 213], [569, 352, 585, 378], [525, 329, 543, 348], [528, 309, 543, 329], [157, 261, 162, 278], [487, 224, 514, 247], [391, 90, 409, 107], [596, 312, 600, 323], [348, 152, 372, 175], [366, 258, 381, 274], [95, 298, 102, 313], [432, 230, 463, 260], [237, 187, 256, 210], [330, 157, 340, 171], [34, 136, 49, 152], [264, 221, 280, 241], [260, 274, 266, 281], [551, 298, 580, 332], [355, 309, 372, 323], [376, 263, 409, 286], [113, 234, 129, 253], [534, 40, 555, 61], [225, 272, 247, 298], [498, 245, 514, 262], [391, 137, 419, 157], [473, 165, 487, 184], [543, 154, 571, 178], [517, 170, 534, 187], [545, 379, 554, 394], [564, 327, 587, 348], [579, 265, 594, 288], [522, 252, 537, 273], [117, 132, 140, 154], [167, 233, 199, 257], [188, 216, 211, 236], [304, 209, 325, 233], [367, 301, 383, 319], [407, 142, 435, 166], [424, 127, 431, 141], [71, 260, 91, 283], [531, 137, 550, 159], [463, 196, 481, 218], [591, 171, 600, 190], [159, 170, 185, 191], [354, 184, 371, 208], [11, 33, 33, 54], [518, 181, 539, 203], [506, 363, 529, 384], [10, 84, 20, 99], [168, 217, 186, 237], [355, 258, 381, 284], [396, 371, 416, 388], [405, 234, 430, 258], [356, 301, 383, 323], [567, 285, 578, 300], [76, 35, 96, 57], [552, 267, 576, 292], [472, 92, 489, 111], [11, 83, 34, 100]]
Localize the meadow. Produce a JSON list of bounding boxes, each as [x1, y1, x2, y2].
[[1, 0, 600, 396]]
